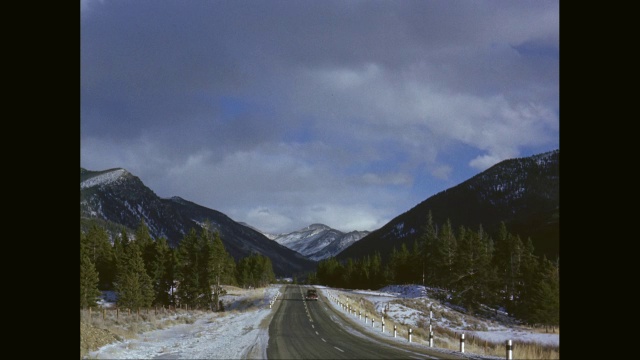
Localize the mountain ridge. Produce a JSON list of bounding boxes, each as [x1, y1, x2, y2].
[[80, 167, 317, 277], [337, 149, 559, 262]]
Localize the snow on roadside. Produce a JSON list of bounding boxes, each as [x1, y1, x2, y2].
[[319, 284, 559, 348], [88, 285, 282, 359]]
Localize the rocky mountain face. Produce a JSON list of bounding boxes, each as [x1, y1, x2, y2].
[[264, 224, 369, 261], [337, 150, 560, 262], [80, 168, 317, 277]]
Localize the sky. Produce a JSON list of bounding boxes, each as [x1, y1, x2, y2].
[[80, 0, 559, 234]]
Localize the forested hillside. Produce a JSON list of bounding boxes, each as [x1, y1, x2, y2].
[[311, 214, 559, 328], [80, 221, 277, 311]]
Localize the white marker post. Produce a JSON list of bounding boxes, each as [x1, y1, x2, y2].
[[460, 333, 465, 353], [429, 331, 433, 347], [506, 340, 513, 360], [409, 328, 412, 343], [381, 316, 385, 333], [372, 318, 375, 328], [359, 310, 362, 320], [365, 314, 368, 324], [394, 325, 397, 338]]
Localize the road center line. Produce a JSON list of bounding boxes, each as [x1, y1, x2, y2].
[[321, 338, 326, 342], [334, 346, 344, 352], [315, 331, 319, 335]]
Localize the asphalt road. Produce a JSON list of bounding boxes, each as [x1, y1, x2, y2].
[[267, 285, 470, 359]]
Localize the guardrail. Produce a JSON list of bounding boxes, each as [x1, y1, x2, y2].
[[324, 289, 516, 359]]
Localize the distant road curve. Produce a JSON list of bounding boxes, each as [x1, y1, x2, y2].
[[266, 285, 472, 359]]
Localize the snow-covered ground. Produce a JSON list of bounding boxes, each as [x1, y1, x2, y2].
[[86, 284, 557, 359], [323, 284, 559, 347], [87, 285, 282, 359]]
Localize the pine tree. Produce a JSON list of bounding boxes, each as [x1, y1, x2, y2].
[[420, 211, 438, 286], [208, 230, 224, 310], [135, 220, 156, 280], [115, 237, 155, 310], [493, 222, 523, 315], [80, 253, 101, 308], [175, 228, 201, 307], [436, 219, 457, 289], [85, 225, 116, 289], [150, 237, 174, 306], [514, 237, 538, 322], [530, 256, 559, 331], [452, 225, 473, 308]]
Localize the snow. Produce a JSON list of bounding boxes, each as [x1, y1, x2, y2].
[[81, 169, 126, 189], [87, 285, 282, 359], [321, 284, 559, 348], [87, 284, 557, 359]]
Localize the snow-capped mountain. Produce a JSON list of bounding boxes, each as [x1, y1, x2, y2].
[[338, 149, 560, 262], [80, 167, 317, 277], [266, 224, 369, 261]]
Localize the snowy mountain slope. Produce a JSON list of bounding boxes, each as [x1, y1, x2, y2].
[[338, 149, 559, 262], [267, 224, 369, 261], [80, 168, 317, 277]]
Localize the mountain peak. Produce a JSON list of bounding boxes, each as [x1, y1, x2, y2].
[[306, 223, 331, 230], [80, 168, 130, 189]]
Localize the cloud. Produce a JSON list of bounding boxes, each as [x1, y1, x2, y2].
[[81, 0, 559, 233]]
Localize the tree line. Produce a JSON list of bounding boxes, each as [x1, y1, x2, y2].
[[309, 211, 559, 330], [80, 221, 275, 311]]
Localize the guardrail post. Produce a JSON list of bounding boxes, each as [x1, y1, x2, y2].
[[460, 333, 465, 353], [506, 340, 513, 360], [409, 328, 412, 342]]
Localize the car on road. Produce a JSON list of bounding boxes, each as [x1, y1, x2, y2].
[[305, 289, 318, 301]]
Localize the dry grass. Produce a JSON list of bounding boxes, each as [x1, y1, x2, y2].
[[80, 286, 270, 359], [328, 289, 559, 360]]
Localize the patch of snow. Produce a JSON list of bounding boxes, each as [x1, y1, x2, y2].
[[318, 284, 559, 348], [88, 285, 282, 359], [81, 169, 126, 189]]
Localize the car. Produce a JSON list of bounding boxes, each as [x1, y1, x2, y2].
[[305, 289, 318, 301]]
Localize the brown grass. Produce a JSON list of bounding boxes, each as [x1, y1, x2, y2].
[[328, 289, 559, 360], [80, 286, 280, 359]]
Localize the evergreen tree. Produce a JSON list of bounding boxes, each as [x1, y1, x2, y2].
[[451, 225, 473, 307], [80, 253, 101, 308], [435, 219, 457, 289], [493, 222, 523, 315], [150, 237, 174, 306], [420, 211, 438, 286], [175, 228, 201, 307], [135, 220, 156, 280], [370, 252, 384, 289], [514, 237, 538, 322], [115, 238, 155, 309], [208, 230, 231, 311], [530, 256, 559, 331], [85, 225, 116, 289]]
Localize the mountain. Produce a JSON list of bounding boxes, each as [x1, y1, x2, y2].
[[264, 224, 369, 261], [337, 150, 559, 262], [80, 168, 317, 277]]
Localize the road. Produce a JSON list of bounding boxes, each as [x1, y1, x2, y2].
[[267, 285, 470, 359]]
